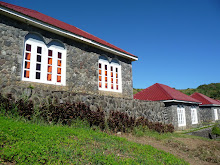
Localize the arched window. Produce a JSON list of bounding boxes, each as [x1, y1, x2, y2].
[[110, 59, 122, 92], [98, 56, 109, 90], [98, 56, 122, 92], [22, 34, 66, 85]]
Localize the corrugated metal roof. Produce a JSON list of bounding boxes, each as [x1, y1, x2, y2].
[[190, 92, 220, 105], [134, 83, 200, 103], [0, 1, 137, 59]]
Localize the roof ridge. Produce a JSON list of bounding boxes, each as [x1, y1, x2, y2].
[[194, 93, 209, 102], [156, 83, 173, 100], [191, 92, 220, 105], [196, 92, 217, 104]]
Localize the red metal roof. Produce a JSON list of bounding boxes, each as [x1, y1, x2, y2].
[[0, 1, 137, 58], [190, 92, 220, 105], [134, 83, 200, 103]]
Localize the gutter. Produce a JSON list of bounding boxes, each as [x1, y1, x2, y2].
[[199, 104, 220, 107], [162, 99, 201, 104], [0, 6, 138, 61]]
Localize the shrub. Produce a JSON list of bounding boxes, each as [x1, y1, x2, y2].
[[0, 93, 174, 134], [0, 93, 14, 113], [16, 99, 34, 120], [212, 124, 220, 136]]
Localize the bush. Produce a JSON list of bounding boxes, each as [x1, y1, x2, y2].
[[212, 124, 220, 136], [0, 93, 174, 134]]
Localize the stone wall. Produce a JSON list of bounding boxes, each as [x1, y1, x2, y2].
[[164, 103, 201, 130], [1, 85, 171, 125], [200, 107, 220, 122], [0, 14, 133, 99]]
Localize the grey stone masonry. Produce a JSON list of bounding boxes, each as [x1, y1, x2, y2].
[[1, 85, 171, 125], [200, 106, 220, 122], [164, 102, 201, 131], [0, 14, 133, 99]]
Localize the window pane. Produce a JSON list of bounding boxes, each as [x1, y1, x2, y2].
[[47, 74, 52, 81], [105, 65, 107, 70], [111, 78, 113, 83], [99, 82, 102, 88], [26, 44, 31, 51], [105, 77, 107, 82], [25, 53, 31, 60], [99, 70, 101, 75], [48, 58, 52, 65], [57, 68, 61, 74], [99, 63, 101, 68], [116, 68, 118, 72], [111, 72, 113, 77], [24, 70, 29, 78], [36, 64, 41, 71], [58, 60, 62, 67], [111, 84, 113, 89], [36, 72, 40, 79], [105, 83, 108, 88], [116, 73, 118, 78], [116, 85, 118, 90], [57, 75, 61, 82], [116, 79, 118, 84], [105, 71, 107, 76], [37, 55, 41, 62], [37, 46, 42, 54], [48, 66, 52, 73], [48, 50, 52, 57], [25, 61, 30, 69], [99, 76, 102, 81], [58, 52, 62, 59], [111, 66, 113, 71]]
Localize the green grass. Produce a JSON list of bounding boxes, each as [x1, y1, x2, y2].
[[0, 116, 188, 164], [132, 125, 211, 141]]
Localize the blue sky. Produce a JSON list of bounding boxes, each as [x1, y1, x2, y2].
[[3, 0, 220, 89]]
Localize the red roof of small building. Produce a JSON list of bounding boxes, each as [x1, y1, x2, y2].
[[190, 92, 220, 105], [134, 83, 200, 103], [0, 1, 136, 58]]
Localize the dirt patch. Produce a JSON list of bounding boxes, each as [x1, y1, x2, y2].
[[118, 133, 220, 165]]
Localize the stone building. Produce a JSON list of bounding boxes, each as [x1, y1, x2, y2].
[[134, 83, 201, 130], [191, 93, 220, 122], [0, 1, 138, 99], [1, 2, 204, 130], [0, 2, 172, 126]]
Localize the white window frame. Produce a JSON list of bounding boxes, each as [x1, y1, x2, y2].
[[214, 109, 218, 121], [98, 57, 122, 93], [22, 34, 66, 86], [191, 107, 198, 124], [177, 105, 186, 127]]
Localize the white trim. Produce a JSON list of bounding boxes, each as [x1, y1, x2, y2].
[[98, 58, 122, 93], [162, 99, 201, 104], [22, 34, 66, 86], [214, 109, 218, 121], [191, 107, 198, 124], [0, 6, 138, 61], [177, 106, 186, 127]]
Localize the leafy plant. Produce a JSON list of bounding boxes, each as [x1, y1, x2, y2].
[[212, 124, 220, 136], [0, 93, 174, 133]]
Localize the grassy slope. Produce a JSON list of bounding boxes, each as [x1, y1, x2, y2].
[[0, 116, 188, 164]]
